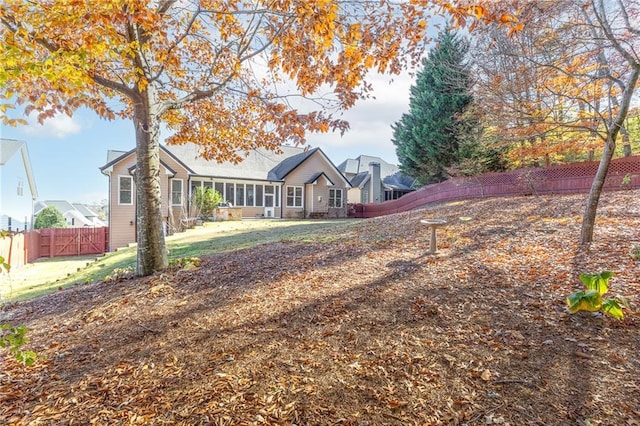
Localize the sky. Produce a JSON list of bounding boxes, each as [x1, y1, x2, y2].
[[0, 73, 414, 205]]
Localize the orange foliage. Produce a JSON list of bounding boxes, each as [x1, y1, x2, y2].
[[1, 1, 520, 159]]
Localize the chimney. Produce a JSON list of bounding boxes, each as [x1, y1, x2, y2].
[[369, 162, 381, 203]]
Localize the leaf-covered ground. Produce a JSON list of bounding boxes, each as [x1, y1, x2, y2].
[[1, 191, 639, 425]]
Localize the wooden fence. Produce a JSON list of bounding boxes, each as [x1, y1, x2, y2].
[[0, 227, 108, 270], [350, 155, 640, 218]]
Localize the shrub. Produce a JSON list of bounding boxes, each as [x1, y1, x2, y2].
[[193, 187, 223, 219], [566, 271, 629, 319], [34, 206, 67, 229]]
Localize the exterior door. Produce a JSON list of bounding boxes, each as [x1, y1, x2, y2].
[[264, 191, 274, 217]]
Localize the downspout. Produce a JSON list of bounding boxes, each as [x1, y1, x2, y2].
[[279, 184, 283, 218]]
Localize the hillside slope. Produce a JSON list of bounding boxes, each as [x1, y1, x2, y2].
[[2, 191, 639, 425]]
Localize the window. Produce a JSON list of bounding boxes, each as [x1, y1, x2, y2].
[[190, 181, 200, 198], [225, 183, 234, 205], [215, 182, 224, 200], [255, 185, 264, 207], [286, 186, 303, 207], [246, 184, 254, 207], [119, 176, 133, 205], [329, 188, 343, 208], [191, 180, 214, 198], [235, 183, 245, 206], [171, 179, 183, 206]]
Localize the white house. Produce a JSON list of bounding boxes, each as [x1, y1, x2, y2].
[[0, 139, 38, 232], [34, 200, 107, 228]]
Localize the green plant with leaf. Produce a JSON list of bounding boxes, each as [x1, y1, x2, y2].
[[1, 243, 38, 365], [193, 187, 224, 220], [620, 173, 637, 188], [0, 324, 37, 366], [566, 271, 630, 319], [168, 256, 201, 270]]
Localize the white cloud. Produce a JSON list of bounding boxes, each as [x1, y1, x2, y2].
[[307, 72, 414, 165], [23, 111, 83, 139]]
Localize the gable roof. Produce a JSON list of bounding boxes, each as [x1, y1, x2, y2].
[[102, 143, 351, 186], [34, 200, 76, 215], [100, 146, 195, 176], [268, 147, 319, 180], [167, 143, 304, 180], [350, 171, 370, 188], [0, 138, 38, 200], [383, 171, 418, 191], [305, 171, 334, 186], [337, 154, 399, 178], [268, 147, 351, 187], [35, 200, 106, 226], [72, 203, 99, 218]]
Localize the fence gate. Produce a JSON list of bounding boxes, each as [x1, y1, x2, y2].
[[39, 227, 108, 258]]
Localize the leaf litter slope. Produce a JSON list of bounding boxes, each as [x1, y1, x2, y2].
[[1, 191, 639, 425]]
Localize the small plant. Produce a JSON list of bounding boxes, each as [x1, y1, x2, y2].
[[630, 244, 640, 261], [104, 266, 135, 282], [621, 173, 637, 188], [0, 324, 37, 366], [168, 256, 201, 270], [0, 254, 9, 273], [567, 271, 629, 319], [1, 248, 38, 365]]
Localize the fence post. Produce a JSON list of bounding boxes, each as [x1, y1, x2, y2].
[[50, 228, 55, 258]]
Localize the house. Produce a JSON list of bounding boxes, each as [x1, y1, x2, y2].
[[337, 155, 417, 204], [34, 200, 107, 228], [100, 143, 351, 250], [72, 204, 107, 227], [0, 138, 38, 231]]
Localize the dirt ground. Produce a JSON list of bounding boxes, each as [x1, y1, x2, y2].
[[1, 191, 639, 425]]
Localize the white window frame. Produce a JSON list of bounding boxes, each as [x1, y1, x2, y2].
[[286, 185, 303, 208], [329, 188, 343, 208], [118, 175, 133, 205], [171, 179, 184, 206]]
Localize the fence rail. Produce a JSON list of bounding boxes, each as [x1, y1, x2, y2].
[[0, 227, 108, 270], [350, 156, 640, 218]]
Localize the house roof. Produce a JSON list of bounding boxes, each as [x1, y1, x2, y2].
[[267, 147, 319, 180], [102, 143, 351, 187], [72, 203, 99, 218], [383, 172, 418, 191], [305, 171, 334, 186], [337, 154, 417, 191], [35, 201, 106, 226], [167, 143, 304, 181], [337, 155, 399, 178], [0, 138, 38, 200], [350, 171, 370, 188], [34, 200, 76, 215]]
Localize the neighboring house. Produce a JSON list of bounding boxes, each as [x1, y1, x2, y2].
[[34, 200, 107, 228], [337, 155, 417, 204], [100, 143, 351, 250], [0, 138, 38, 231], [73, 203, 107, 227]]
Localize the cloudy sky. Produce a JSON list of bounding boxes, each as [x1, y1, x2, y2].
[[0, 70, 415, 205]]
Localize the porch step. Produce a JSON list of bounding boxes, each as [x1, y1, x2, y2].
[[309, 212, 328, 219]]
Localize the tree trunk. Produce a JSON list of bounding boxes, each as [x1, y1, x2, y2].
[[133, 88, 168, 276], [579, 136, 615, 244], [620, 124, 632, 157], [580, 66, 640, 244]]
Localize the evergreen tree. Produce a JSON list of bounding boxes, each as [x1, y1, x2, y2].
[[392, 30, 477, 185], [34, 206, 67, 229]]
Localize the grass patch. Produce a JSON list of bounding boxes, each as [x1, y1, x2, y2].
[[1, 219, 355, 302]]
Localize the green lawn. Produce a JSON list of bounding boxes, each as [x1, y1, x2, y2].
[[0, 219, 356, 302]]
